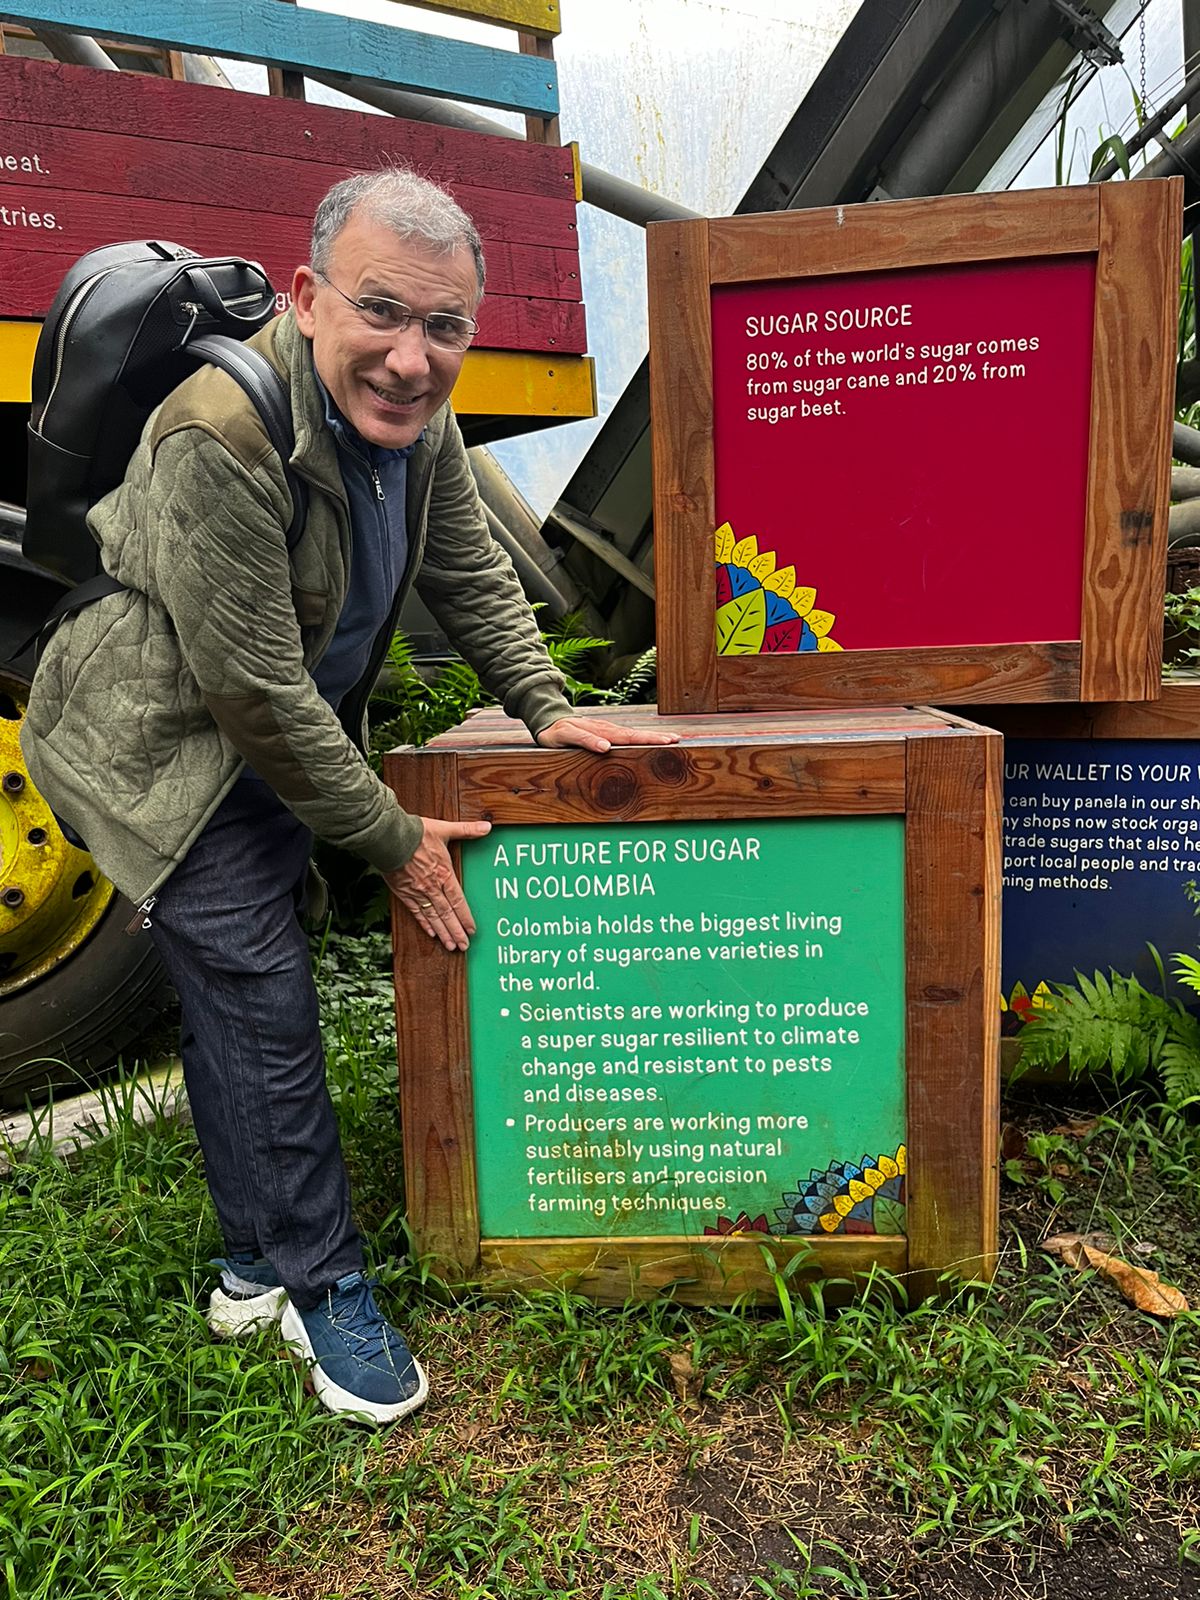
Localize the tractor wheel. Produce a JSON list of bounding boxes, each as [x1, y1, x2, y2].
[[0, 668, 175, 1108]]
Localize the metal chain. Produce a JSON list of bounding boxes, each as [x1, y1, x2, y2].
[[1139, 5, 1147, 113]]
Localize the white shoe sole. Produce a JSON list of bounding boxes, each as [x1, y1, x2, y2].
[[207, 1283, 288, 1339], [279, 1302, 429, 1426]]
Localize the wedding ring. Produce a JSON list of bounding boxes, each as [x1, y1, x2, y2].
[[418, 900, 434, 908]]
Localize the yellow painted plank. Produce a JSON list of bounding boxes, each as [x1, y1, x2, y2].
[[569, 140, 583, 202], [1, 322, 595, 421], [0, 321, 36, 402], [452, 349, 595, 416], [387, 0, 560, 37]]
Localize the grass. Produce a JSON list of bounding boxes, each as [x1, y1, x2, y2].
[[4, 934, 1200, 1599]]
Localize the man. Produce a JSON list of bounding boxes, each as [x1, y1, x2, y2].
[[20, 169, 674, 1426]]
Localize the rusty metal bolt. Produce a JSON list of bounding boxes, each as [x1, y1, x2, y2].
[[2, 888, 25, 909], [2, 771, 24, 794]]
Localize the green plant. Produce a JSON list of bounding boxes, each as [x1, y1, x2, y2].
[[367, 612, 629, 761], [1163, 587, 1200, 674], [1015, 965, 1200, 1109]]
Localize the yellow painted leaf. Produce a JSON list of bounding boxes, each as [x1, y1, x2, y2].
[[715, 589, 766, 655], [791, 585, 817, 617], [833, 1193, 855, 1217], [896, 1145, 907, 1175], [714, 522, 735, 563], [847, 1179, 873, 1204], [819, 1212, 842, 1233], [764, 566, 796, 599], [748, 550, 776, 581], [806, 609, 836, 637], [731, 534, 758, 566], [876, 1155, 899, 1180], [817, 637, 843, 653], [862, 1167, 885, 1190]]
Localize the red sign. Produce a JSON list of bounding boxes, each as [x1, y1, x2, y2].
[[710, 256, 1095, 654]]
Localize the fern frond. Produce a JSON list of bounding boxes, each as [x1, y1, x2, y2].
[[1017, 970, 1174, 1086], [610, 647, 658, 706]]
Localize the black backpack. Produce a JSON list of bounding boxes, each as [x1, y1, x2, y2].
[[23, 240, 309, 645]]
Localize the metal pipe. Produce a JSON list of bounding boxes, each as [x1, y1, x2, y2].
[[306, 69, 699, 228], [1175, 422, 1200, 467], [470, 448, 583, 606], [482, 504, 572, 617], [1092, 62, 1200, 181], [29, 26, 116, 69], [180, 53, 234, 90]]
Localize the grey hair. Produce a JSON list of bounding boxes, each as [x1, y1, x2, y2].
[[310, 168, 485, 300]]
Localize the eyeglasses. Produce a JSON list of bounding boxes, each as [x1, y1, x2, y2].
[[315, 271, 478, 351]]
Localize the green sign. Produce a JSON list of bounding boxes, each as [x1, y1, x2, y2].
[[463, 818, 906, 1240]]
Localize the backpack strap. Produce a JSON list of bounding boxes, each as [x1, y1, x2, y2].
[[188, 333, 309, 551], [17, 338, 310, 671]]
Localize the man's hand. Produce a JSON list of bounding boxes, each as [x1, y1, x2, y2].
[[536, 716, 680, 753], [384, 816, 492, 951]]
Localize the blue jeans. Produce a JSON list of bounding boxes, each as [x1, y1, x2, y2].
[[148, 770, 363, 1309]]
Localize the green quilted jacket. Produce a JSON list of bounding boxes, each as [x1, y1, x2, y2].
[[20, 311, 572, 903]]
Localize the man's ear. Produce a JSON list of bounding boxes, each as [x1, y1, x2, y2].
[[292, 265, 317, 337]]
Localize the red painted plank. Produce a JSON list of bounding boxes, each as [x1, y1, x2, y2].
[[0, 55, 575, 198], [0, 247, 588, 352], [1, 237, 579, 313], [0, 143, 579, 253]]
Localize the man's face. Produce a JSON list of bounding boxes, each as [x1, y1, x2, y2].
[[292, 209, 480, 449]]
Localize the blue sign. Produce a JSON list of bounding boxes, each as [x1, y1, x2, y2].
[[1003, 739, 1200, 1002]]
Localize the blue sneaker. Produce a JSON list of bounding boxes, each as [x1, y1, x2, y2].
[[207, 1253, 287, 1339], [279, 1272, 428, 1426]]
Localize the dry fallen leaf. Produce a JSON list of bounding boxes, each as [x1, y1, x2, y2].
[[667, 1348, 700, 1403], [1042, 1233, 1188, 1318], [1001, 1122, 1028, 1161], [1049, 1117, 1103, 1138]]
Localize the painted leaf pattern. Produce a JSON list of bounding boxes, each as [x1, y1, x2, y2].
[[712, 523, 840, 654], [716, 589, 767, 654]]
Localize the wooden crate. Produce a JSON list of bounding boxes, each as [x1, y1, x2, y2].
[[383, 705, 1000, 1305], [649, 183, 1181, 714], [961, 680, 1200, 1027]]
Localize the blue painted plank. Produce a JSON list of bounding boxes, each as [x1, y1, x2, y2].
[[0, 1, 559, 116]]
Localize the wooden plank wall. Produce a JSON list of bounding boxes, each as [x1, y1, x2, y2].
[[0, 1, 559, 114], [0, 56, 585, 354]]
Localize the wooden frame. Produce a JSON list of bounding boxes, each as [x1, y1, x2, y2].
[[650, 184, 1182, 713], [384, 705, 1000, 1306]]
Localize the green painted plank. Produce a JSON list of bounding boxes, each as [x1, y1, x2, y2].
[[0, 1, 559, 115]]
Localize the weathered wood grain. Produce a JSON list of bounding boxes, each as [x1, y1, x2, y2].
[[960, 678, 1200, 740], [714, 643, 1082, 711], [479, 1234, 909, 1305], [519, 31, 559, 145], [648, 219, 718, 715], [381, 749, 481, 1279], [904, 730, 1000, 1291], [0, 56, 576, 197], [420, 704, 950, 750], [0, 1, 560, 116], [707, 188, 1100, 283], [452, 741, 907, 822], [1077, 180, 1180, 702]]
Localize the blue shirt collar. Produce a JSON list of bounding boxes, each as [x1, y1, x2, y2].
[[315, 372, 418, 462]]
